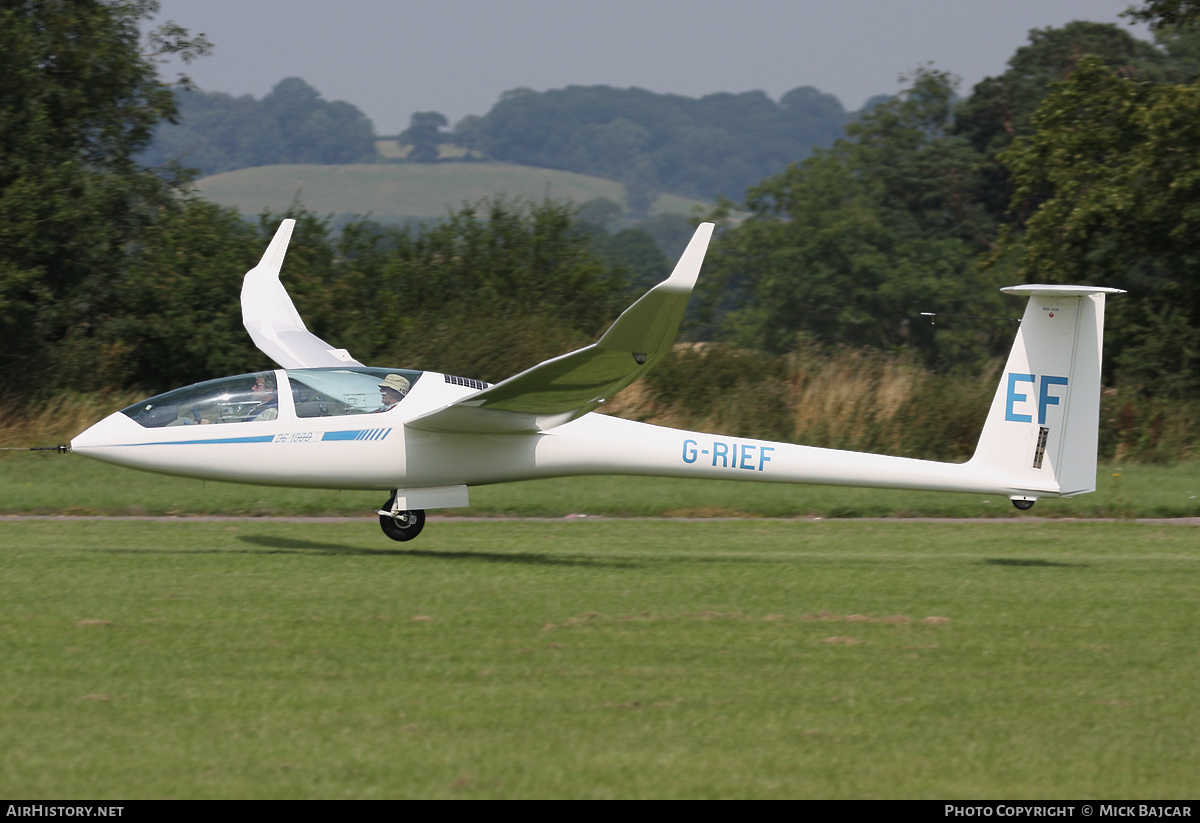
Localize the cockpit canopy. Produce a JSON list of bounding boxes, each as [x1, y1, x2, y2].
[[121, 368, 424, 428]]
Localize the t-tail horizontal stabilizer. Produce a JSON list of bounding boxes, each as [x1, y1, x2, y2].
[[407, 222, 716, 434], [241, 219, 363, 369], [968, 284, 1124, 502]]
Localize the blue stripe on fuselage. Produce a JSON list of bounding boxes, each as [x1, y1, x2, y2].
[[111, 428, 392, 447], [116, 435, 276, 446], [322, 427, 392, 442]]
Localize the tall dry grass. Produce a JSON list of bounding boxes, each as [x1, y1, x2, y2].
[[790, 347, 930, 454], [636, 341, 1200, 463], [628, 341, 994, 460], [0, 391, 141, 450], [1099, 387, 1200, 463]]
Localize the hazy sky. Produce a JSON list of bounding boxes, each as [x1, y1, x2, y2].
[[151, 0, 1150, 135]]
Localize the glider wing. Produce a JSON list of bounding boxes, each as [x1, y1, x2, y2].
[[406, 222, 714, 434], [241, 219, 364, 369]]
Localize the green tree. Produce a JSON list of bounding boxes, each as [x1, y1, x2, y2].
[[92, 198, 263, 391], [1000, 55, 1200, 396], [0, 0, 209, 394], [574, 197, 624, 231], [953, 21, 1192, 219], [398, 111, 448, 163], [141, 79, 378, 175], [1124, 0, 1200, 30], [954, 22, 1171, 159], [583, 225, 670, 293], [242, 78, 375, 166], [706, 67, 1004, 365]]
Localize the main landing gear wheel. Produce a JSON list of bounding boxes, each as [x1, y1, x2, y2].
[[379, 494, 426, 541], [1011, 498, 1036, 511]]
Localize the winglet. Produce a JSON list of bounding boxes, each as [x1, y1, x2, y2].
[[241, 219, 362, 369], [597, 222, 713, 354], [406, 222, 715, 434]]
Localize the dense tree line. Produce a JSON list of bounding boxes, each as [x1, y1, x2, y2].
[[0, 0, 205, 394], [143, 78, 852, 216], [450, 84, 850, 211], [141, 74, 851, 218], [703, 18, 1200, 402], [139, 77, 378, 176]]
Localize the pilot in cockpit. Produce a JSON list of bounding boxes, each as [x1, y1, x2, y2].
[[377, 374, 410, 412], [244, 372, 279, 421]]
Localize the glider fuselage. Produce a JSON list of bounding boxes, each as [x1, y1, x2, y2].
[[72, 364, 1056, 500]]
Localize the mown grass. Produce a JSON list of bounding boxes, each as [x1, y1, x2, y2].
[[3, 452, 1198, 519], [1, 518, 1197, 798]]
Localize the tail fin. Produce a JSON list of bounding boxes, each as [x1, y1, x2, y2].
[[968, 285, 1123, 500]]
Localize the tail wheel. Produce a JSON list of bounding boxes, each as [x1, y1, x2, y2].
[[379, 494, 426, 541]]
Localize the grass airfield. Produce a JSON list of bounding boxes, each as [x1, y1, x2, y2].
[[3, 511, 1199, 798], [5, 453, 1200, 519]]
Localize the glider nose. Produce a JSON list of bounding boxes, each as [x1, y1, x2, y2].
[[70, 412, 137, 456]]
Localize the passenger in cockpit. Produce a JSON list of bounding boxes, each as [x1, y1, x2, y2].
[[377, 373, 410, 412]]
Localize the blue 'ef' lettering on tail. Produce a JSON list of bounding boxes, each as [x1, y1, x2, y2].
[[1039, 376, 1068, 425], [1006, 373, 1035, 422], [1006, 373, 1068, 424]]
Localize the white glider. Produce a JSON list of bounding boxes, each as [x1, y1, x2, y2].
[[71, 219, 1122, 540]]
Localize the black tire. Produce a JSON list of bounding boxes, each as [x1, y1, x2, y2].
[[1011, 499, 1035, 511], [379, 497, 426, 542]]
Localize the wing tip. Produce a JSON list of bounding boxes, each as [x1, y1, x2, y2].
[[663, 222, 714, 290], [254, 218, 297, 276]]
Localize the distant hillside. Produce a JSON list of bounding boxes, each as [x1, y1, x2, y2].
[[453, 85, 851, 203], [146, 80, 854, 207], [192, 162, 709, 224]]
